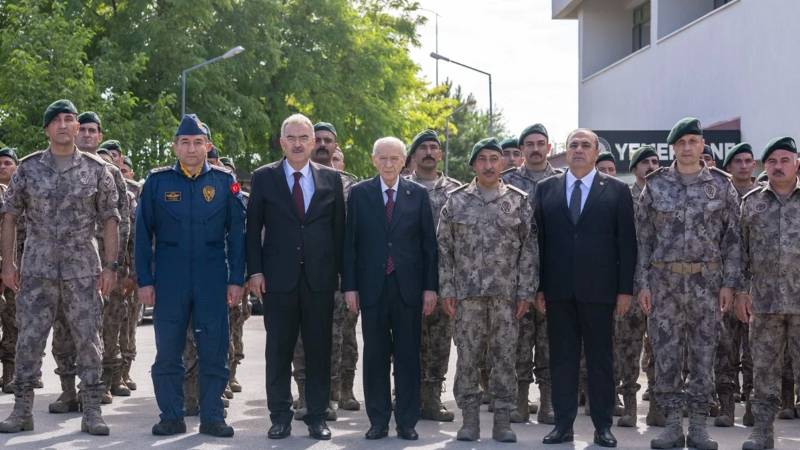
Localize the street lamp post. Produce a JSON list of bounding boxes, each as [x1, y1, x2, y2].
[[181, 45, 245, 117], [430, 52, 493, 135], [444, 103, 468, 176], [419, 8, 441, 85]]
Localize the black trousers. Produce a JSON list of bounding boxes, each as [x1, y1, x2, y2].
[[361, 273, 421, 429], [264, 270, 334, 425], [546, 297, 615, 430]]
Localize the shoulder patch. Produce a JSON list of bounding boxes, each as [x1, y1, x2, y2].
[[709, 166, 732, 178], [447, 184, 469, 196], [18, 150, 44, 164], [645, 166, 666, 180], [506, 184, 528, 197], [741, 185, 765, 201]]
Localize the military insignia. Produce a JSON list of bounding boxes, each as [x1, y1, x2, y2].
[[165, 191, 181, 202], [501, 201, 512, 214], [754, 201, 768, 213], [203, 185, 215, 202], [230, 182, 241, 195], [704, 184, 717, 199]]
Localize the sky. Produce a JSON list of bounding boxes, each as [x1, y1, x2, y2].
[[409, 0, 579, 145]]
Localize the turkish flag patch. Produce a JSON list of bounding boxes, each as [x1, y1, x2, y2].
[[230, 182, 241, 195]]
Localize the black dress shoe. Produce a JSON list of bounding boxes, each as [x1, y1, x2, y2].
[[152, 419, 187, 436], [199, 421, 234, 437], [397, 426, 418, 440], [594, 428, 617, 447], [308, 422, 331, 440], [542, 426, 574, 444], [267, 423, 291, 439], [365, 425, 389, 440]]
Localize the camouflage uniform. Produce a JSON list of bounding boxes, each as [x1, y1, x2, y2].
[[636, 163, 741, 416], [1, 148, 119, 424], [0, 183, 18, 390], [502, 163, 559, 422], [740, 179, 800, 446], [119, 178, 141, 388], [228, 191, 250, 391], [438, 180, 538, 421]]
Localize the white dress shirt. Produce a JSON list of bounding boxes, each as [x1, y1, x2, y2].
[[283, 159, 315, 212], [565, 168, 596, 213], [380, 177, 399, 205]]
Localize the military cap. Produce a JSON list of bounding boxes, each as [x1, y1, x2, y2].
[[596, 152, 616, 165], [175, 114, 207, 137], [314, 122, 337, 136], [667, 117, 702, 145], [518, 123, 548, 145], [122, 156, 133, 168], [756, 171, 768, 183], [629, 145, 658, 171], [703, 145, 714, 157], [722, 142, 753, 169], [408, 129, 440, 156], [500, 137, 519, 150], [762, 136, 797, 163], [99, 140, 121, 152], [220, 156, 236, 170], [43, 99, 78, 128], [207, 146, 220, 159], [0, 147, 19, 163], [469, 137, 502, 165], [77, 111, 102, 130]]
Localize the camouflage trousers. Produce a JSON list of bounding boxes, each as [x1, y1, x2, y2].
[[229, 296, 251, 369], [515, 309, 550, 385], [119, 293, 139, 369], [293, 291, 348, 388], [715, 311, 753, 395], [643, 332, 655, 391], [101, 287, 129, 371], [341, 302, 359, 380], [17, 276, 103, 389], [454, 297, 518, 411], [614, 304, 647, 395], [0, 289, 17, 364], [421, 303, 453, 384], [750, 313, 800, 420], [648, 266, 720, 412]]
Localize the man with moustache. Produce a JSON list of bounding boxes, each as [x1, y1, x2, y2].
[[405, 129, 461, 422], [502, 123, 560, 426], [247, 114, 345, 440], [0, 147, 19, 393], [500, 138, 524, 169]]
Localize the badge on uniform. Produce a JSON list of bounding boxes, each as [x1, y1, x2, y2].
[[203, 185, 215, 202], [704, 184, 717, 199], [754, 201, 768, 213], [501, 201, 511, 214], [165, 191, 181, 202]]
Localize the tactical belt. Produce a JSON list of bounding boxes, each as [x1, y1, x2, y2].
[[650, 261, 720, 274]]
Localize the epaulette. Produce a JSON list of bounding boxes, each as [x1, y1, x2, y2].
[[741, 185, 765, 201], [210, 164, 233, 175], [125, 178, 142, 188], [710, 166, 732, 178], [81, 151, 108, 166], [18, 150, 44, 164], [501, 167, 516, 175], [148, 166, 172, 175], [553, 167, 566, 174], [447, 184, 469, 196], [645, 166, 666, 179], [506, 184, 528, 197], [338, 170, 359, 181]]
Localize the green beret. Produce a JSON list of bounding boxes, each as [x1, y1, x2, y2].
[[667, 117, 702, 145], [314, 122, 337, 136], [469, 138, 502, 165], [596, 152, 616, 165], [500, 137, 519, 150], [99, 140, 121, 152], [43, 99, 78, 128], [0, 147, 18, 163], [220, 156, 236, 170], [122, 156, 133, 168], [408, 129, 440, 156], [762, 136, 797, 163], [722, 143, 753, 169], [629, 145, 658, 171], [518, 123, 548, 145], [77, 111, 102, 130]]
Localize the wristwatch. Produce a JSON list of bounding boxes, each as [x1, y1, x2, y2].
[[103, 261, 120, 272]]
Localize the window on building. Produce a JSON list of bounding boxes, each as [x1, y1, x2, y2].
[[632, 2, 651, 52], [714, 0, 732, 8]]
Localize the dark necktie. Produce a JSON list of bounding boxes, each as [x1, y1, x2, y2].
[[570, 179, 582, 224], [292, 172, 305, 221], [385, 188, 395, 275]]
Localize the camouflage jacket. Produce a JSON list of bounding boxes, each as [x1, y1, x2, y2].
[[2, 148, 120, 279], [407, 172, 461, 224], [740, 179, 800, 314], [437, 179, 538, 302], [123, 178, 142, 276], [636, 163, 742, 291], [95, 160, 130, 265], [339, 170, 358, 202], [501, 162, 562, 205]]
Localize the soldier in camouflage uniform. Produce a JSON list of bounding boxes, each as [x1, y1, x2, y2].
[[637, 117, 742, 450], [502, 124, 561, 425], [0, 148, 19, 393], [292, 122, 360, 420], [614, 145, 660, 428], [48, 113, 131, 411], [736, 136, 800, 450], [714, 143, 758, 428], [406, 130, 461, 422], [500, 137, 524, 170], [438, 138, 538, 443], [118, 157, 142, 391], [0, 100, 120, 435]]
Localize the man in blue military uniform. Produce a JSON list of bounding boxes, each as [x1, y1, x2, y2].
[[135, 114, 246, 437]]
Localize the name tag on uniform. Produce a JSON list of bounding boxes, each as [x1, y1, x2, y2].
[[165, 191, 181, 202]]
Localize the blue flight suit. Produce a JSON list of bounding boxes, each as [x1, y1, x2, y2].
[[135, 161, 245, 424]]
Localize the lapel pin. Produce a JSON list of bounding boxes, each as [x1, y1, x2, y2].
[[406, 190, 411, 195]]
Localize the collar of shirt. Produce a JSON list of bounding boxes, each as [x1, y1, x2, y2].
[[380, 176, 399, 204], [283, 158, 311, 182], [179, 161, 206, 179], [566, 167, 596, 191]]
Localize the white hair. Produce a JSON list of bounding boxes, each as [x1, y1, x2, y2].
[[281, 113, 314, 136], [372, 136, 406, 156]]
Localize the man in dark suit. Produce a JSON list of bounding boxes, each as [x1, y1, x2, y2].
[[534, 128, 636, 448], [342, 136, 438, 441], [245, 113, 345, 440]]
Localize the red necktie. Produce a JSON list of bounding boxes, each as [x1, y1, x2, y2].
[[385, 188, 395, 275], [292, 172, 305, 221]]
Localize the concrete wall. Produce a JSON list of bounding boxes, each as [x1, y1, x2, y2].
[[657, 0, 715, 38], [581, 0, 636, 78]]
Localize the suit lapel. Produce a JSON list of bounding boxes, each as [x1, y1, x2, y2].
[[270, 159, 301, 222], [556, 174, 573, 226], [367, 176, 387, 229], [389, 178, 408, 232], [305, 162, 323, 221], [579, 172, 609, 222]]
